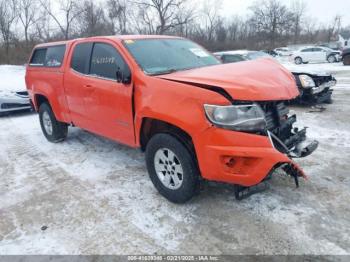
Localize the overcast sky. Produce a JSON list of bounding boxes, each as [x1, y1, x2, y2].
[[221, 0, 350, 26]]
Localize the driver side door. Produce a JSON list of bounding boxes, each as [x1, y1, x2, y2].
[[83, 41, 135, 146]]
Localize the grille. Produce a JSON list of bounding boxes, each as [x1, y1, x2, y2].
[[259, 102, 290, 131], [312, 75, 333, 86], [259, 101, 302, 152]]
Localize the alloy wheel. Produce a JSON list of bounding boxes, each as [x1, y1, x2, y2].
[[42, 111, 53, 135], [154, 148, 184, 190]]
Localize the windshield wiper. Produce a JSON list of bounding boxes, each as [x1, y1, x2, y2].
[[149, 68, 179, 76], [149, 66, 199, 76]]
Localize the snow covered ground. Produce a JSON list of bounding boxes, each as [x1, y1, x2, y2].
[[0, 63, 350, 255], [0, 65, 26, 92]]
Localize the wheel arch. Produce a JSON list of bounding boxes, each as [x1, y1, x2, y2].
[[33, 93, 67, 123], [139, 117, 195, 155], [33, 93, 50, 111]]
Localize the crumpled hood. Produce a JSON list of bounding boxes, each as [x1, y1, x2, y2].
[[157, 58, 299, 101]]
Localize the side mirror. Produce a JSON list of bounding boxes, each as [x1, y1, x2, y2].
[[116, 67, 132, 85]]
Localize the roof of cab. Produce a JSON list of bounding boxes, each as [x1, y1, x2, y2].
[[34, 35, 183, 48]]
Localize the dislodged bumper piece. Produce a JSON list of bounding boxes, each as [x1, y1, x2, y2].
[[268, 130, 319, 158], [233, 161, 307, 200]]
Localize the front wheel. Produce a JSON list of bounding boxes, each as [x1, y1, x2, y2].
[[295, 57, 303, 65], [39, 103, 68, 143], [145, 133, 200, 203], [327, 55, 336, 63]]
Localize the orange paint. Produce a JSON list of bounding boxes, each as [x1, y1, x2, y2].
[[26, 35, 306, 187]]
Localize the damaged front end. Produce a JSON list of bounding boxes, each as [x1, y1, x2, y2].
[[234, 101, 318, 200], [262, 102, 318, 158]]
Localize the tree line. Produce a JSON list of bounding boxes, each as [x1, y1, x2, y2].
[[0, 0, 348, 64]]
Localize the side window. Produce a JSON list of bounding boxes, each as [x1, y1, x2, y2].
[[30, 45, 66, 67], [222, 55, 244, 63], [344, 41, 348, 46], [301, 48, 313, 52], [71, 42, 93, 74], [30, 48, 47, 66], [45, 45, 66, 67], [90, 43, 129, 80], [313, 48, 322, 52]]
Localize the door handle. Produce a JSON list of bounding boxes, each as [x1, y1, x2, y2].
[[84, 84, 94, 90]]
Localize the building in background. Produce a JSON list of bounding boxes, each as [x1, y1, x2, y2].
[[338, 33, 350, 50]]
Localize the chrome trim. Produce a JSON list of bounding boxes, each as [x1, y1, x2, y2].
[[267, 130, 275, 148], [311, 80, 336, 94], [267, 130, 294, 154], [70, 68, 123, 83]]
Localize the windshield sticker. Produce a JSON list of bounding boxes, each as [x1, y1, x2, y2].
[[124, 40, 135, 44], [189, 48, 209, 57]]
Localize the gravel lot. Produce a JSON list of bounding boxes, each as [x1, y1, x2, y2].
[[0, 63, 349, 255]]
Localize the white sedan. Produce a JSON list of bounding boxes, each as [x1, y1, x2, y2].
[[290, 46, 341, 64], [0, 90, 32, 116]]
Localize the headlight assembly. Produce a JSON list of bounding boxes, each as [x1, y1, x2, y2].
[[204, 103, 266, 132], [299, 75, 316, 89]]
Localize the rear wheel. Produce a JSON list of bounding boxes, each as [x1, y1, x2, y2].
[[145, 133, 200, 203], [295, 57, 303, 65], [344, 55, 350, 66], [39, 103, 68, 142]]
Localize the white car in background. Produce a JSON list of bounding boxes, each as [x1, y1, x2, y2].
[[0, 90, 32, 116], [290, 46, 341, 65]]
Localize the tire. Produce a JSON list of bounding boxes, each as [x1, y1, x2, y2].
[[327, 55, 336, 63], [295, 57, 303, 65], [324, 98, 333, 104], [145, 133, 200, 203], [344, 55, 350, 66], [39, 103, 68, 143]]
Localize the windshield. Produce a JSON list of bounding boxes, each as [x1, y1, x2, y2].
[[123, 38, 220, 75], [246, 51, 271, 60]]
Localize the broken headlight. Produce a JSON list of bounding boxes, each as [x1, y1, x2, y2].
[[299, 75, 316, 89], [204, 103, 266, 132]]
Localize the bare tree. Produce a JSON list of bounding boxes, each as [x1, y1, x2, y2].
[[134, 0, 193, 35], [197, 0, 222, 42], [327, 15, 342, 42], [34, 8, 52, 42], [290, 0, 306, 44], [107, 0, 128, 34], [0, 0, 17, 63], [78, 0, 110, 37], [17, 0, 38, 48], [249, 0, 294, 48], [39, 0, 82, 40]]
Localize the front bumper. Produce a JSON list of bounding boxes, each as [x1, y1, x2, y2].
[[298, 79, 336, 104], [195, 101, 317, 187], [195, 127, 314, 187]]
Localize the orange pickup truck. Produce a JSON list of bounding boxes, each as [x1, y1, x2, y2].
[[25, 35, 318, 203]]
